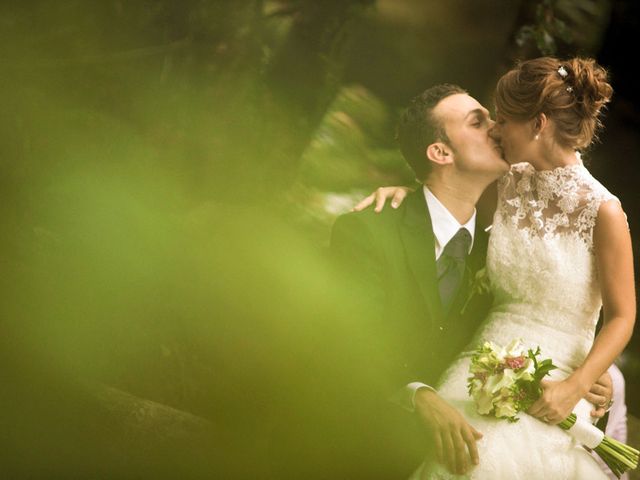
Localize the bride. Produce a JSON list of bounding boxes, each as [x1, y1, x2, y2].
[[356, 57, 635, 479]]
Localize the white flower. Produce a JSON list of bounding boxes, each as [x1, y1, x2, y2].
[[504, 339, 525, 357], [484, 369, 517, 394], [462, 268, 492, 316], [495, 399, 518, 419], [473, 388, 495, 415]]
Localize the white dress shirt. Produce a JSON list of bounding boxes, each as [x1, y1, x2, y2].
[[424, 186, 475, 260], [398, 186, 476, 411]]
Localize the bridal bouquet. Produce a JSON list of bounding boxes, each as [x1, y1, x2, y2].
[[467, 339, 638, 478]]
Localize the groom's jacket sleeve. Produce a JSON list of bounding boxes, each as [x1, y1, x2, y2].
[[330, 213, 386, 308], [330, 212, 412, 399]]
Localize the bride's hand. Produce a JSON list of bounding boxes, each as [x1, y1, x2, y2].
[[527, 378, 587, 425], [351, 186, 412, 213]]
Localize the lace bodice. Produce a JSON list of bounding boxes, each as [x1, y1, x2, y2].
[[479, 162, 619, 372], [495, 162, 617, 246]]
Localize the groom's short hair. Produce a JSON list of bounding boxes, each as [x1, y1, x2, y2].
[[397, 84, 467, 181]]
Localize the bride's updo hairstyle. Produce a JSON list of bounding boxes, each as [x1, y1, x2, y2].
[[495, 57, 613, 149]]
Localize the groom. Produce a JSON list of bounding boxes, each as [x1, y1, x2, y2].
[[330, 84, 613, 477]]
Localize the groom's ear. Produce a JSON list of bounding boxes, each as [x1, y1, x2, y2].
[[426, 142, 454, 166]]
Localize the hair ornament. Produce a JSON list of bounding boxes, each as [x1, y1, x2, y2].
[[557, 66, 568, 78], [566, 86, 573, 93]]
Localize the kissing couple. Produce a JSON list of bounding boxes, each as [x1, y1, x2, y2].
[[331, 56, 635, 479]]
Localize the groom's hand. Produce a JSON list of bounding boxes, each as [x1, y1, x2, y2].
[[414, 388, 483, 475], [585, 370, 613, 419]]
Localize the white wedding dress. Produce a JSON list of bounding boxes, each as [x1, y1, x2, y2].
[[411, 162, 619, 479]]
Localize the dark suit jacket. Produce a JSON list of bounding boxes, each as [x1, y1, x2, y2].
[[326, 189, 492, 477], [331, 188, 491, 396]]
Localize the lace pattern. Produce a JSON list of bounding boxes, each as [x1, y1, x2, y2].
[[495, 162, 618, 248]]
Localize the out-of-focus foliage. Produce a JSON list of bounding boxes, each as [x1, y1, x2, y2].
[[285, 85, 415, 242], [516, 0, 574, 54], [0, 3, 393, 475], [513, 0, 612, 56], [300, 86, 413, 191], [1, 1, 639, 476]]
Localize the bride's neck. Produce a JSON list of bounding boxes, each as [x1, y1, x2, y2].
[[529, 145, 580, 171]]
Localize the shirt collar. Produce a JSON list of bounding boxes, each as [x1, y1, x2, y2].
[[423, 185, 476, 256]]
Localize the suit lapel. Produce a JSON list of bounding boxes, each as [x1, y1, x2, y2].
[[398, 189, 444, 326], [468, 223, 489, 273]]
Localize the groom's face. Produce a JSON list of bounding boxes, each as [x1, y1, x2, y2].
[[434, 94, 509, 176]]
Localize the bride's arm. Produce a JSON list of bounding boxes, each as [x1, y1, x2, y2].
[[529, 200, 636, 425]]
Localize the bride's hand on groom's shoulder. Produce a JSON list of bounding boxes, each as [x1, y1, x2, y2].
[[351, 186, 412, 213], [414, 388, 483, 475]]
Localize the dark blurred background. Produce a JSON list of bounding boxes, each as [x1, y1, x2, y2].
[[1, 1, 638, 478]]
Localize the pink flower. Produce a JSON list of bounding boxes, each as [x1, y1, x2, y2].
[[505, 356, 526, 369]]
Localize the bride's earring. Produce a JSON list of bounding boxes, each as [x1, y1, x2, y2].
[[534, 134, 540, 140]]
